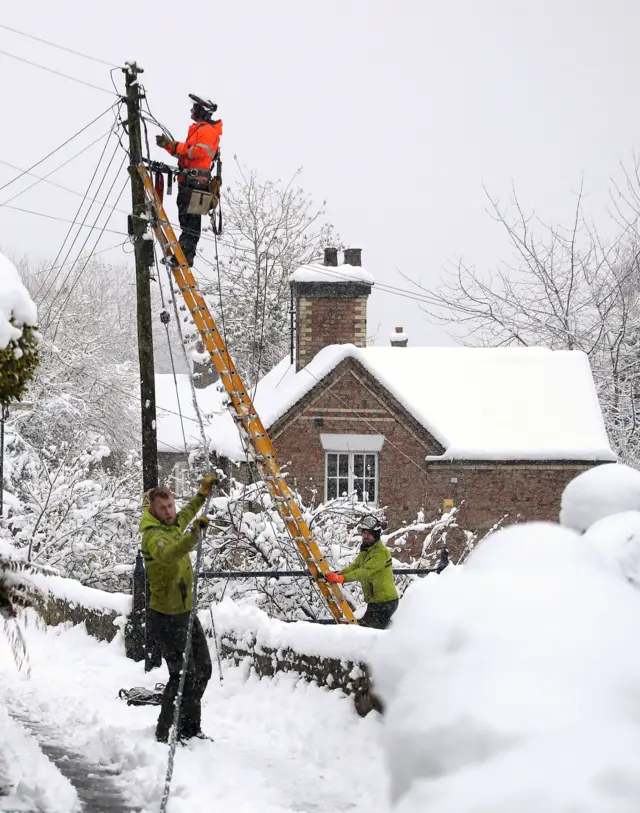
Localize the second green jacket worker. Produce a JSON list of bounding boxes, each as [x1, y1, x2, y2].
[[140, 492, 205, 614], [340, 539, 399, 604]]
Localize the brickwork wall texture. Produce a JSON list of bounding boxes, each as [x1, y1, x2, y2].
[[297, 296, 368, 369], [270, 358, 595, 536]]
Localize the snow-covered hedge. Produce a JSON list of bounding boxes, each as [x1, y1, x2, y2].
[[0, 253, 39, 406], [370, 463, 640, 813]]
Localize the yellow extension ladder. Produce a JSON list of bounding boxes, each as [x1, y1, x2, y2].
[[137, 165, 357, 625]]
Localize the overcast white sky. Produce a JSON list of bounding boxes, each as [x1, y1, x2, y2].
[[1, 0, 638, 347]]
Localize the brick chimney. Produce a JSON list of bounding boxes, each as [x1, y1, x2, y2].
[[192, 340, 219, 388], [390, 327, 408, 348], [290, 247, 373, 371]]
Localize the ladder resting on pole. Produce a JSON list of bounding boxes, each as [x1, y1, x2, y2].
[[137, 164, 357, 625]]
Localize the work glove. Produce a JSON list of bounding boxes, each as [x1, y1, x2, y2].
[[156, 134, 176, 151], [198, 474, 219, 497], [325, 572, 344, 584], [192, 516, 210, 534]]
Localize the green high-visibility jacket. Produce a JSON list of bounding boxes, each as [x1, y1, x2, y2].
[[340, 540, 398, 604], [139, 493, 205, 614]]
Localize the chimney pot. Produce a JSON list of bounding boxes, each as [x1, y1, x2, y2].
[[343, 247, 362, 267], [390, 326, 408, 348], [323, 247, 338, 267]]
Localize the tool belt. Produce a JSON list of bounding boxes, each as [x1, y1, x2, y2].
[[180, 168, 211, 182]]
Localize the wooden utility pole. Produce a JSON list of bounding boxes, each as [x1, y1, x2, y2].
[[123, 62, 158, 492]]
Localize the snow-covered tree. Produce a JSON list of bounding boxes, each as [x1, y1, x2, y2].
[[201, 163, 341, 384], [411, 186, 640, 464], [17, 256, 140, 459], [198, 475, 468, 621]]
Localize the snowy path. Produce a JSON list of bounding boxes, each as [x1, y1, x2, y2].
[[0, 617, 387, 813]]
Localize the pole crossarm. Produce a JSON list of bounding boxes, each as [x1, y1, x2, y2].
[[137, 165, 357, 625]]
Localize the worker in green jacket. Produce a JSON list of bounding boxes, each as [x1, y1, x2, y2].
[[325, 515, 399, 629], [140, 474, 217, 743]]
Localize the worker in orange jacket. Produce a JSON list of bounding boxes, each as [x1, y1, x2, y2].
[[156, 94, 223, 267]]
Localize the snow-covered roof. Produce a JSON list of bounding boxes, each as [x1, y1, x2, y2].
[[206, 345, 615, 463], [0, 253, 38, 349], [289, 258, 375, 285], [155, 374, 228, 455]]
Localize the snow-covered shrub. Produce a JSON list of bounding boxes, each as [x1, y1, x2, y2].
[[371, 521, 640, 812], [559, 462, 640, 533], [0, 253, 39, 407], [2, 427, 141, 590]]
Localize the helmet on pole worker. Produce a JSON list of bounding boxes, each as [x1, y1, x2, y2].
[[155, 93, 223, 266]]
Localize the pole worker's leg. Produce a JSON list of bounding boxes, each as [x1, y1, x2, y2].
[[358, 599, 400, 630], [176, 183, 202, 266], [151, 610, 197, 742], [179, 615, 212, 738]]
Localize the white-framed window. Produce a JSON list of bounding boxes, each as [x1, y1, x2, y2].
[[325, 451, 378, 505]]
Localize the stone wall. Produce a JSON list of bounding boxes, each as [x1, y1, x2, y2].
[[216, 626, 382, 716]]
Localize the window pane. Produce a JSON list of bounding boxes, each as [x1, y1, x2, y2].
[[327, 479, 337, 500], [353, 454, 364, 477], [366, 478, 375, 503], [365, 454, 376, 477], [338, 478, 349, 496], [327, 454, 337, 477], [338, 454, 348, 477], [353, 478, 364, 501]]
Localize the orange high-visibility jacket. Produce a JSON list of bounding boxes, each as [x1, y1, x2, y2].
[[164, 119, 223, 172]]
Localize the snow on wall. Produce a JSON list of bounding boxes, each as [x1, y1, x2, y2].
[[207, 344, 615, 463], [211, 597, 381, 664], [0, 252, 38, 350], [24, 571, 132, 616]]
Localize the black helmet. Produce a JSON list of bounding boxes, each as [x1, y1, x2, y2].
[[358, 514, 384, 541], [189, 93, 217, 121]]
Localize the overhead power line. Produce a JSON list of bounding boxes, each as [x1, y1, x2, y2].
[[0, 104, 118, 193], [0, 48, 118, 96], [0, 202, 128, 237], [0, 130, 112, 207], [0, 22, 119, 68]]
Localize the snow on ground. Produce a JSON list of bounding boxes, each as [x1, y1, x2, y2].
[[371, 520, 640, 813], [0, 613, 386, 813]]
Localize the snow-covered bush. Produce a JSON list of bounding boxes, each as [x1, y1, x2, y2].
[[2, 426, 141, 590], [198, 476, 465, 621], [371, 521, 640, 812], [560, 462, 640, 532], [0, 252, 39, 407]]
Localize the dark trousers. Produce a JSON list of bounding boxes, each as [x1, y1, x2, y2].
[[176, 182, 206, 265], [149, 609, 212, 740], [359, 599, 399, 630]]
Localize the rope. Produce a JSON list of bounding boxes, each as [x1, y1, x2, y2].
[[159, 496, 211, 813]]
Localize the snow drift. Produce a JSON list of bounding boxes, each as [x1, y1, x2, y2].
[[371, 517, 640, 812]]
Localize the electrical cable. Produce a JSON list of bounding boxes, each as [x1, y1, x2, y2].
[[0, 202, 128, 236], [0, 48, 117, 95], [49, 169, 129, 341], [0, 130, 113, 208], [0, 104, 118, 193], [35, 128, 120, 303], [0, 23, 119, 68]]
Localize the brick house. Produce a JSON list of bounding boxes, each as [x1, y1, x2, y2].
[[166, 247, 616, 534]]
